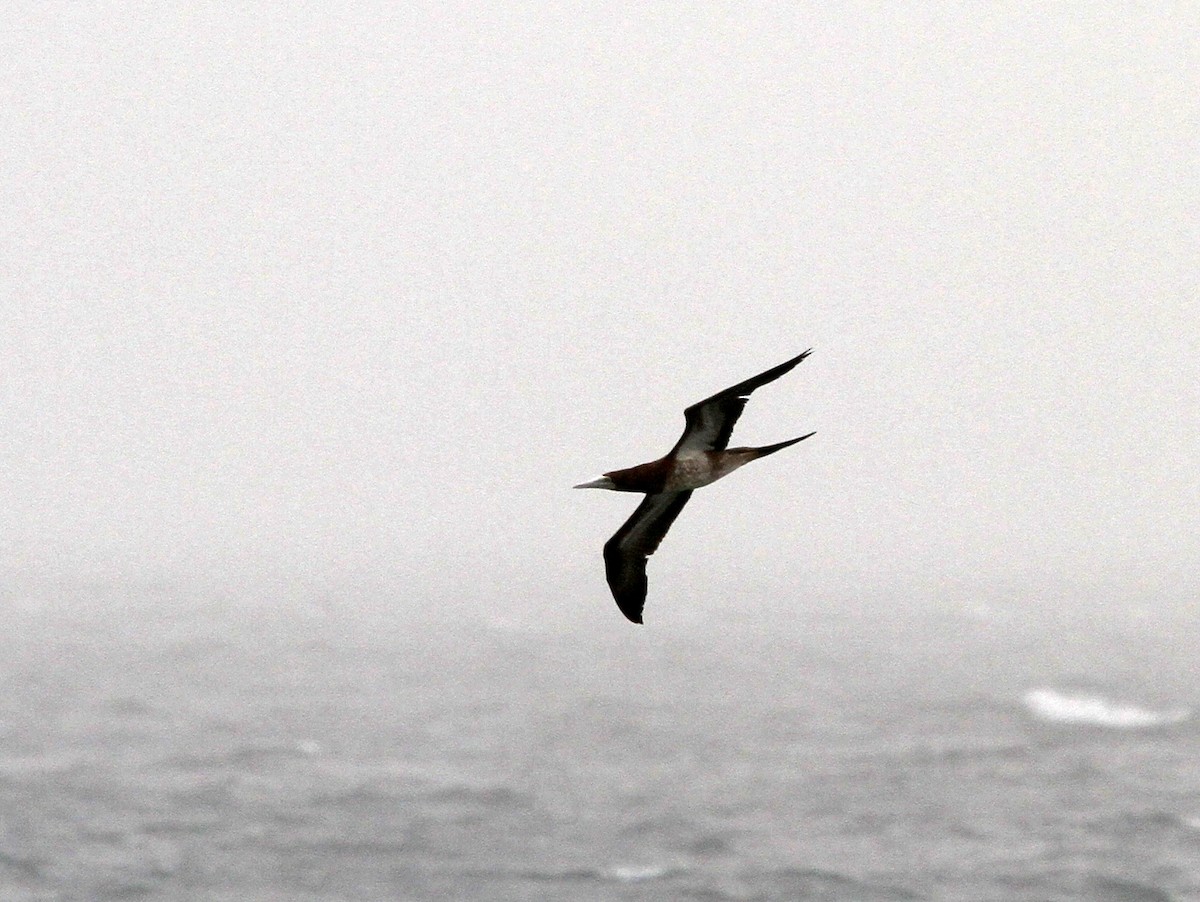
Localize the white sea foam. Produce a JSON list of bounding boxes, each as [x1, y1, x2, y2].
[[296, 739, 322, 757], [1022, 688, 1190, 729], [606, 864, 673, 883]]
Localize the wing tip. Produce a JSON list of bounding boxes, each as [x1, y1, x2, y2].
[[747, 348, 814, 387], [785, 348, 813, 369], [614, 593, 644, 624]]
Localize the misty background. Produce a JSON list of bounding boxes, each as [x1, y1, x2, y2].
[[3, 5, 1197, 635], [4, 7, 1200, 899]]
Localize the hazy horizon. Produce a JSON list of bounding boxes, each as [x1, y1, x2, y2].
[[4, 5, 1197, 629]]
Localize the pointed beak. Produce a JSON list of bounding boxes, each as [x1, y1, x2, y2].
[[574, 476, 616, 490]]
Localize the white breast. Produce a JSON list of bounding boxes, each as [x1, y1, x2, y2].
[[665, 453, 719, 491], [665, 451, 755, 492]]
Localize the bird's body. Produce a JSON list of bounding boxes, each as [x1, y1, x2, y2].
[[576, 351, 814, 623]]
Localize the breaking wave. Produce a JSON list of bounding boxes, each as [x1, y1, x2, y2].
[[1023, 688, 1190, 729], [502, 862, 679, 885]]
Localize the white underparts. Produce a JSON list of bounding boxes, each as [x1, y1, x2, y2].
[[664, 452, 751, 492]]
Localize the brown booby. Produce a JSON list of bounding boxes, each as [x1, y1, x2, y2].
[[575, 351, 814, 623]]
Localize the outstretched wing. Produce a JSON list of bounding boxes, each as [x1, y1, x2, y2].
[[670, 350, 812, 455], [602, 490, 694, 624]]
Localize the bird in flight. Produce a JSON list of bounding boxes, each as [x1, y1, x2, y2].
[[575, 351, 814, 623]]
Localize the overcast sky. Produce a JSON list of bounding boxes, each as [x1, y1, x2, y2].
[[3, 4, 1197, 624]]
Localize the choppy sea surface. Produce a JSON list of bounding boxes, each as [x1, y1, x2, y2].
[[1, 585, 1198, 901]]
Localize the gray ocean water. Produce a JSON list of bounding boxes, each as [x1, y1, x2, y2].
[[2, 585, 1198, 901]]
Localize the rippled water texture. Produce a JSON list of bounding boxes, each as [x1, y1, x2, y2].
[[1, 589, 1197, 900]]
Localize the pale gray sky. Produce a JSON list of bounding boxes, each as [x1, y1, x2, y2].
[[3, 5, 1197, 624]]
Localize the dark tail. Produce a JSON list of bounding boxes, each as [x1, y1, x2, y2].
[[743, 431, 816, 459]]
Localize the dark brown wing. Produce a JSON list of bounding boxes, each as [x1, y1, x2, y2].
[[602, 490, 693, 624], [670, 350, 811, 455]]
